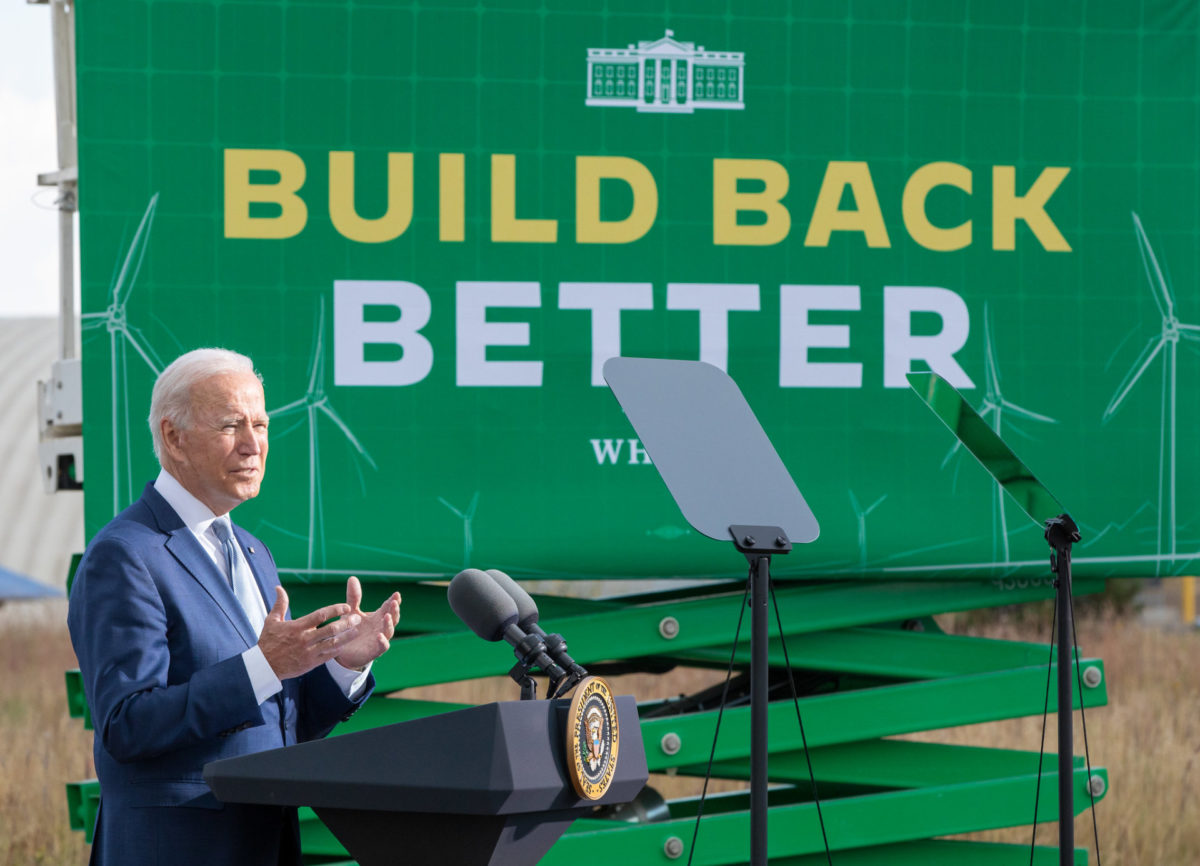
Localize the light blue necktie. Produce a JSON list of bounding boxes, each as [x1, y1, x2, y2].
[[211, 518, 239, 588], [211, 517, 267, 635]]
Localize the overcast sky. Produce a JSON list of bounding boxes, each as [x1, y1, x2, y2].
[[1, 3, 67, 318]]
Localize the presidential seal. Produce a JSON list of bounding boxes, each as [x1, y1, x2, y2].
[[566, 676, 620, 800]]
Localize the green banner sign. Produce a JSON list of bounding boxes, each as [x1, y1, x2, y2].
[[76, 1, 1200, 580]]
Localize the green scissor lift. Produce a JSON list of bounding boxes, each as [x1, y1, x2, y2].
[[66, 569, 1107, 864]]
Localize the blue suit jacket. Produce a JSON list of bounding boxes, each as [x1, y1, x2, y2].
[[68, 482, 372, 866]]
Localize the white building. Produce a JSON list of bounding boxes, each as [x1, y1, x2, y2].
[[586, 30, 745, 114], [0, 318, 84, 592]]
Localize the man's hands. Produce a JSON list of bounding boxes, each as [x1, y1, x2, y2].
[[258, 587, 361, 680], [334, 576, 401, 671], [256, 578, 401, 680]]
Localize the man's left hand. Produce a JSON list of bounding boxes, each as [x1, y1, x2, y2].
[[334, 576, 401, 671]]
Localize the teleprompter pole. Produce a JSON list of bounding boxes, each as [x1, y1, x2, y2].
[[751, 553, 769, 866], [732, 526, 792, 866], [1046, 513, 1081, 866]]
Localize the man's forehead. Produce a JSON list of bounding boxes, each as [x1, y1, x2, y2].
[[192, 371, 265, 407]]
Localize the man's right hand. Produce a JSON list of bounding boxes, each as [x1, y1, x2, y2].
[[258, 586, 361, 680]]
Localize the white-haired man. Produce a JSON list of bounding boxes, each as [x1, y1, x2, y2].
[[68, 348, 401, 866]]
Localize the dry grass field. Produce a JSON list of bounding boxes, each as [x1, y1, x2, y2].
[[924, 609, 1200, 865], [0, 601, 93, 866], [2, 597, 1196, 865]]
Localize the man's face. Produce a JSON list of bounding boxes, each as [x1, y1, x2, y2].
[[163, 370, 269, 515]]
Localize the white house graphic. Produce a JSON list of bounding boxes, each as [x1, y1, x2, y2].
[[586, 29, 745, 113]]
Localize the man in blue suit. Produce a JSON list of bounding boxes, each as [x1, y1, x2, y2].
[[68, 348, 402, 866]]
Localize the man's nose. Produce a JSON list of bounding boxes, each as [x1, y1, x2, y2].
[[237, 427, 263, 454]]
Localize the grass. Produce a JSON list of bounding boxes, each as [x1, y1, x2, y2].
[[928, 609, 1200, 864], [3, 599, 1196, 865], [0, 600, 92, 866]]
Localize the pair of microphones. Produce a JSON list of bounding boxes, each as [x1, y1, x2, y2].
[[447, 567, 588, 700]]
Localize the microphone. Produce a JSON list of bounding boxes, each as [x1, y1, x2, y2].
[[447, 569, 566, 686], [483, 568, 539, 631], [485, 569, 588, 694]]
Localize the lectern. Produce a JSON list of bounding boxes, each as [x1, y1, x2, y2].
[[204, 696, 647, 866]]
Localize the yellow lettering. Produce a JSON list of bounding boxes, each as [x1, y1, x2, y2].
[[223, 149, 307, 239], [576, 156, 658, 244], [712, 159, 790, 246], [804, 161, 890, 248], [903, 162, 972, 252], [328, 152, 413, 243], [439, 153, 465, 242], [491, 154, 557, 243], [992, 166, 1071, 251]]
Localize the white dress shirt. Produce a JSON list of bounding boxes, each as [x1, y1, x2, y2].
[[154, 469, 370, 705]]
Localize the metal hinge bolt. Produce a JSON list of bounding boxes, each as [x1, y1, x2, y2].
[[664, 836, 684, 859]]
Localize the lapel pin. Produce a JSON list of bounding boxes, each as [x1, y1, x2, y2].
[[248, 546, 255, 554]]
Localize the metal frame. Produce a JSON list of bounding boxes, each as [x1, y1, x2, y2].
[[65, 575, 1110, 862]]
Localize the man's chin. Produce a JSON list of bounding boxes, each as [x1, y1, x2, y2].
[[231, 480, 262, 502]]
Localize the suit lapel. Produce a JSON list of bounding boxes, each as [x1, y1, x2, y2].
[[165, 528, 259, 648], [141, 483, 259, 648]]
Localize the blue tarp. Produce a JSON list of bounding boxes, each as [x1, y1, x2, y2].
[[0, 565, 62, 600]]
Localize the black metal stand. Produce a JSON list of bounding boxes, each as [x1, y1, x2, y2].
[[1045, 513, 1081, 866], [731, 524, 792, 866], [507, 641, 571, 701], [508, 662, 538, 700]]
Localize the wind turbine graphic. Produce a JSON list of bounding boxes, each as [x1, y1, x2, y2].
[[848, 490, 886, 572], [1103, 212, 1200, 573], [81, 194, 165, 515], [438, 492, 480, 569], [269, 297, 378, 571], [941, 303, 1056, 562]]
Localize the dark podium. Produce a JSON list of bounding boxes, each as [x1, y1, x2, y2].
[[204, 696, 648, 866]]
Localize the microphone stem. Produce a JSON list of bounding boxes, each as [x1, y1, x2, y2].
[[503, 624, 566, 681]]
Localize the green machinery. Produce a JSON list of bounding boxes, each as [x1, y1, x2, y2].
[[67, 573, 1109, 863], [56, 0, 1200, 861]]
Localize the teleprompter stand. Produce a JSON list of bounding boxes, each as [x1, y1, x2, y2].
[[909, 372, 1095, 866], [604, 358, 820, 866], [1046, 513, 1082, 865], [732, 526, 793, 865], [204, 698, 648, 865]]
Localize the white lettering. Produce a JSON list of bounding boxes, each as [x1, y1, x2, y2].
[[334, 280, 433, 386], [666, 283, 760, 372], [558, 282, 654, 386], [590, 439, 624, 464], [882, 286, 975, 388], [455, 281, 543, 386], [779, 284, 862, 388], [329, 280, 976, 392], [627, 438, 653, 465]]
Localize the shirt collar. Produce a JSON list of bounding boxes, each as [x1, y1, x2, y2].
[[154, 468, 224, 536]]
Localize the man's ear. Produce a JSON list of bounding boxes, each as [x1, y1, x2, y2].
[[161, 418, 187, 464]]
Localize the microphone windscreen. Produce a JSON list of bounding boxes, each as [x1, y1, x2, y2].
[[486, 569, 540, 630], [448, 568, 519, 641]]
